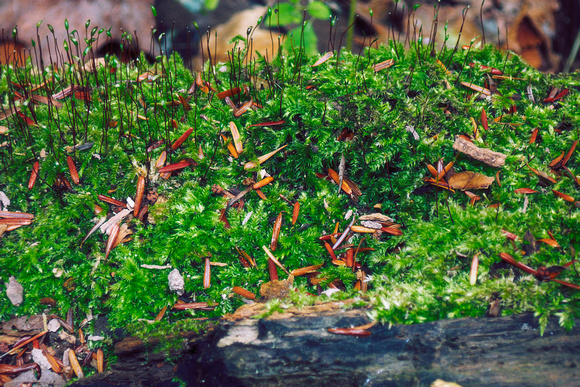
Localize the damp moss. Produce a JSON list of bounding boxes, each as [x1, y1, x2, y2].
[[0, 21, 579, 347]]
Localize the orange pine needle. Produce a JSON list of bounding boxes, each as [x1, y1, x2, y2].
[[67, 156, 80, 184], [232, 286, 255, 300], [28, 161, 39, 190]]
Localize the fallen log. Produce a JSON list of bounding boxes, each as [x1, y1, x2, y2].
[[72, 305, 580, 386]]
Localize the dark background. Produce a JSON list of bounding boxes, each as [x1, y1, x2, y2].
[[1, 0, 578, 72]]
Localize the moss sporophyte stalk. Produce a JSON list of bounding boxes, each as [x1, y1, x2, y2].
[[1, 15, 579, 356]]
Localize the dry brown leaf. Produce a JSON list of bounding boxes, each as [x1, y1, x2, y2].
[[447, 171, 494, 190], [453, 136, 507, 168]]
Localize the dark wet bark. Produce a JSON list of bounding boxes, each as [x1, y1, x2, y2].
[[73, 310, 580, 386]]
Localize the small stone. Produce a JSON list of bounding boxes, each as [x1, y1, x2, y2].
[[168, 269, 184, 296], [52, 267, 64, 277], [63, 348, 71, 367], [360, 220, 382, 230], [0, 190, 10, 210], [4, 369, 65, 387], [59, 331, 76, 345], [32, 348, 52, 370], [47, 318, 61, 332], [87, 335, 105, 341], [6, 276, 23, 306]]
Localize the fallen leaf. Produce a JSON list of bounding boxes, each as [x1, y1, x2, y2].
[[447, 171, 494, 190]]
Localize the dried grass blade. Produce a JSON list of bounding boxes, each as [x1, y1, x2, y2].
[[373, 59, 394, 72], [244, 145, 288, 169], [470, 253, 480, 286], [312, 51, 333, 67], [229, 122, 243, 154], [461, 82, 491, 96], [262, 245, 290, 276], [104, 223, 120, 260], [270, 212, 283, 251], [204, 257, 211, 289]]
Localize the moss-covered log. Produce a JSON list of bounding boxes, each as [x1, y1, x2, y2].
[[72, 306, 580, 386]]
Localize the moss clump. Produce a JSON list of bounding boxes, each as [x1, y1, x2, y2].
[[1, 26, 579, 343]]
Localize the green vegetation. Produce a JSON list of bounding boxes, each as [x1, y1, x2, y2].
[[1, 13, 579, 351]]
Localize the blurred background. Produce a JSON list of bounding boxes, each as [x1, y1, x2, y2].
[[0, 0, 578, 73]]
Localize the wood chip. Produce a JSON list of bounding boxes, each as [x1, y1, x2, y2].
[[453, 136, 506, 168]]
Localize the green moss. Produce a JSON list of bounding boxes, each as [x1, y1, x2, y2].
[[1, 25, 579, 349]]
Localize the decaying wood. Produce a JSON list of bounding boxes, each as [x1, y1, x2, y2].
[[69, 303, 580, 387], [453, 136, 507, 168]]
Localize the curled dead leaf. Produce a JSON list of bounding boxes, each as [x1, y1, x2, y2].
[[447, 171, 494, 190]]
